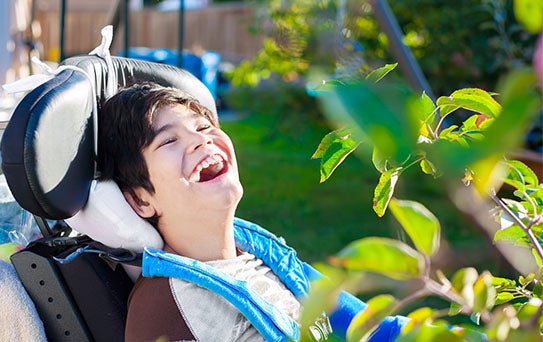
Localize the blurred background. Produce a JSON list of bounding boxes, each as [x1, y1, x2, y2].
[[0, 0, 541, 282]]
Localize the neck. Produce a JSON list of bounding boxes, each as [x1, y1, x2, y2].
[[160, 210, 237, 262]]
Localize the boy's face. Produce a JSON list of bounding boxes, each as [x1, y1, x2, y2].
[[134, 103, 243, 226]]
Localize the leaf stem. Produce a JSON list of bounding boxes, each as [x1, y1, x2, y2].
[[393, 287, 433, 314], [424, 278, 466, 307], [424, 277, 492, 324], [404, 156, 425, 170], [432, 108, 450, 137], [490, 191, 543, 262]]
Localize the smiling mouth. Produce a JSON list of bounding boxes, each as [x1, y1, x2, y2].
[[188, 154, 228, 183]]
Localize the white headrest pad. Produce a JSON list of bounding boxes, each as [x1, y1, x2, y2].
[[65, 180, 164, 252]]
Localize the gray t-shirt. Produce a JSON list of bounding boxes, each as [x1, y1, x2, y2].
[[125, 252, 300, 342]]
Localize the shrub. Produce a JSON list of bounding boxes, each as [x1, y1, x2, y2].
[[302, 1, 543, 338]]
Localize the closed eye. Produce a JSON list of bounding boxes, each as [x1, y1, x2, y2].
[[158, 136, 177, 148], [197, 124, 211, 132]]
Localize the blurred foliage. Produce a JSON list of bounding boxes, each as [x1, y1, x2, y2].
[[383, 0, 537, 95], [302, 0, 543, 337], [225, 0, 538, 98], [144, 0, 240, 7], [224, 78, 326, 142], [307, 62, 543, 341], [221, 0, 543, 339], [222, 0, 539, 145]]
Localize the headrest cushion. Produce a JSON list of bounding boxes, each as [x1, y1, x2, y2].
[[1, 69, 94, 219], [65, 180, 163, 252], [61, 55, 218, 119]]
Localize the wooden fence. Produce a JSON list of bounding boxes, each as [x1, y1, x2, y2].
[[35, 2, 263, 63]]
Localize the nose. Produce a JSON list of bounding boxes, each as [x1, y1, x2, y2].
[[191, 132, 212, 152]]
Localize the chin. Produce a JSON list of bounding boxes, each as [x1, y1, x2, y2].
[[204, 182, 243, 211], [224, 183, 244, 209]]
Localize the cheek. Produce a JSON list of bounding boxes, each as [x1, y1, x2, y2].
[[146, 153, 184, 187], [149, 164, 183, 186], [148, 168, 192, 210], [216, 133, 237, 161]]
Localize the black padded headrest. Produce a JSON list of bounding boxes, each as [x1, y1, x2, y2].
[[61, 55, 217, 118], [1, 55, 217, 220]]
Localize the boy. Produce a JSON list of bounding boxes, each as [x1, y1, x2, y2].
[[98, 82, 406, 341]]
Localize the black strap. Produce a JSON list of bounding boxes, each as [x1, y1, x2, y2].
[[26, 234, 142, 267]]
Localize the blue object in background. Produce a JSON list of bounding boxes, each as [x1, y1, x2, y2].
[[0, 174, 41, 245], [120, 47, 221, 100], [200, 51, 221, 100]]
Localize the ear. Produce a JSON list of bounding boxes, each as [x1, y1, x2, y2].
[[123, 188, 157, 218]]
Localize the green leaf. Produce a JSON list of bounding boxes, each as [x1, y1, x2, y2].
[[519, 273, 535, 286], [321, 81, 419, 164], [407, 91, 437, 134], [389, 199, 441, 257], [533, 279, 543, 298], [312, 128, 361, 183], [436, 88, 502, 118], [312, 127, 360, 159], [419, 91, 437, 123], [494, 225, 531, 247], [514, 0, 543, 33], [503, 159, 540, 190], [472, 272, 496, 313], [373, 168, 402, 217], [485, 305, 516, 341], [448, 302, 463, 316], [495, 292, 516, 305], [505, 328, 543, 342], [517, 298, 543, 321], [469, 154, 506, 194], [365, 63, 398, 83], [527, 187, 543, 206], [459, 115, 488, 141], [532, 247, 543, 267], [299, 265, 347, 332], [406, 307, 435, 324], [420, 159, 438, 177], [401, 307, 438, 336], [329, 237, 425, 280], [397, 321, 466, 342], [502, 199, 528, 215], [478, 69, 542, 157], [0, 243, 18, 262], [346, 294, 398, 342], [309, 79, 346, 95], [438, 125, 458, 139], [441, 132, 469, 147], [461, 114, 480, 132], [451, 268, 479, 307], [492, 276, 517, 288], [371, 147, 388, 173]]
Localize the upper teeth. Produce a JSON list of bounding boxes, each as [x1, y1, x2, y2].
[[188, 155, 224, 183]]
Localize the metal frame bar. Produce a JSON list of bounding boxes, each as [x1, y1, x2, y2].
[[370, 0, 435, 102], [59, 0, 66, 61], [177, 0, 185, 68], [123, 0, 129, 57]]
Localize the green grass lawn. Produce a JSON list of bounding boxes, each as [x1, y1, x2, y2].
[[221, 112, 501, 275]]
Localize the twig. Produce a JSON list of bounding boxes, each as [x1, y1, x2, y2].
[[490, 192, 543, 262]]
